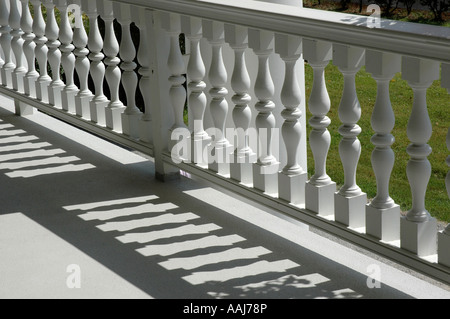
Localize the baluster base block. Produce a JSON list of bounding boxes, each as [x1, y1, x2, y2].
[[365, 204, 400, 242], [140, 119, 153, 144], [35, 79, 52, 104], [105, 106, 125, 132], [90, 100, 109, 127], [334, 192, 367, 229], [207, 144, 234, 176], [1, 68, 14, 89], [278, 172, 307, 206], [230, 153, 257, 185], [253, 162, 279, 196], [49, 84, 65, 108], [15, 100, 35, 117], [401, 217, 437, 257], [75, 94, 93, 120], [305, 182, 336, 217], [24, 74, 39, 98], [12, 72, 26, 93], [438, 231, 450, 267], [61, 89, 78, 114], [122, 113, 141, 139], [191, 136, 212, 165]]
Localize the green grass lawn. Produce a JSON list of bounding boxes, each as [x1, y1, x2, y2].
[[304, 63, 449, 223]]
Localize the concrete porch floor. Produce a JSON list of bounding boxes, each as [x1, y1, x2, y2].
[[0, 94, 449, 299]]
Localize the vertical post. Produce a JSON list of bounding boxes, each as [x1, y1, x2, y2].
[[303, 39, 336, 217], [248, 29, 279, 195], [275, 33, 307, 205], [203, 19, 233, 176], [333, 44, 367, 229], [82, 0, 108, 126], [98, 0, 124, 132], [10, 0, 26, 93], [44, 0, 64, 107], [0, 0, 15, 88], [57, 0, 78, 114], [400, 57, 439, 257], [114, 2, 142, 139], [225, 24, 256, 184], [21, 0, 39, 99]]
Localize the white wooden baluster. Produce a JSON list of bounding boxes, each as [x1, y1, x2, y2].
[[438, 63, 449, 266], [133, 7, 153, 143], [10, 0, 26, 93], [0, 0, 14, 88], [203, 20, 233, 175], [365, 50, 401, 241], [44, 0, 64, 107], [400, 57, 439, 256], [303, 39, 336, 217], [31, 0, 51, 102], [73, 0, 93, 119], [249, 29, 279, 195], [224, 24, 256, 184], [114, 2, 142, 139], [57, 0, 77, 114], [83, 0, 107, 126], [275, 33, 307, 205], [182, 16, 209, 164], [98, 0, 124, 132], [21, 0, 39, 99], [333, 44, 367, 228]]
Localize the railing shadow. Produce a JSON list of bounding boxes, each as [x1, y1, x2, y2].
[[0, 103, 418, 299]]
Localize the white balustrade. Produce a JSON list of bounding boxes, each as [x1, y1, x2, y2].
[[400, 57, 439, 257], [333, 44, 367, 228], [10, 0, 26, 93], [57, 0, 77, 114], [44, 0, 64, 107], [0, 0, 14, 88], [203, 19, 233, 175], [183, 16, 210, 165], [98, 0, 124, 132], [249, 29, 279, 195], [275, 33, 307, 205], [83, 0, 108, 126], [73, 0, 92, 119], [225, 24, 256, 184], [21, 0, 39, 100], [303, 39, 336, 217], [114, 2, 142, 138], [365, 50, 401, 242]]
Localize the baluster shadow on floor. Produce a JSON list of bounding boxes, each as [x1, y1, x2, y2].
[[0, 99, 445, 299]]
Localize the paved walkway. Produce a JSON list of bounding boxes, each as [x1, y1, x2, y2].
[[0, 94, 449, 299]]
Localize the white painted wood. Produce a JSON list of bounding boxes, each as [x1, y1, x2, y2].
[[275, 33, 306, 205], [438, 126, 450, 266], [365, 50, 401, 241], [9, 0, 26, 93], [21, 0, 38, 98], [333, 44, 367, 228], [0, 0, 14, 88], [97, 0, 124, 132], [225, 24, 256, 184]]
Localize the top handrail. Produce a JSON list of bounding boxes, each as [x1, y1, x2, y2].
[[109, 0, 450, 64]]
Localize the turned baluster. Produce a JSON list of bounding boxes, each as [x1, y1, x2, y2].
[[0, 0, 14, 88], [333, 44, 367, 228], [10, 0, 26, 93], [98, 0, 124, 132], [21, 0, 39, 98], [275, 33, 307, 205], [400, 57, 439, 257], [225, 24, 256, 184], [249, 29, 279, 195]]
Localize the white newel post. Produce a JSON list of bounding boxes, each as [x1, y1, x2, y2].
[[44, 0, 64, 107], [73, 0, 93, 119], [400, 57, 439, 257], [0, 0, 14, 88], [114, 2, 142, 139], [83, 0, 108, 126], [21, 0, 39, 99], [224, 24, 256, 184], [275, 33, 307, 205], [10, 0, 26, 93], [183, 16, 210, 165], [249, 29, 279, 195], [133, 6, 153, 144], [333, 44, 367, 228], [97, 0, 124, 132], [365, 50, 401, 241], [303, 39, 336, 217], [31, 0, 51, 103], [57, 0, 77, 114], [203, 20, 233, 175], [438, 63, 450, 267]]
